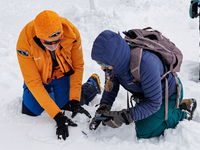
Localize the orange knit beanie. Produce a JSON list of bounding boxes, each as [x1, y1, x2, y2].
[[34, 10, 63, 40]]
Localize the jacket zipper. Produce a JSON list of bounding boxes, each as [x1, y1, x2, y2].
[[56, 55, 66, 73]]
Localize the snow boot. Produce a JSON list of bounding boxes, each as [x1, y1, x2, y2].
[[179, 98, 197, 120], [86, 74, 101, 94]]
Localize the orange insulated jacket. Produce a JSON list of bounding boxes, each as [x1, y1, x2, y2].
[[17, 17, 84, 118]]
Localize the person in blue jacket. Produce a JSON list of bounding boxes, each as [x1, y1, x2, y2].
[[89, 30, 197, 138]]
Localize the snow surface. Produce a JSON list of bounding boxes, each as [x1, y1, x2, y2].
[[0, 0, 200, 149]]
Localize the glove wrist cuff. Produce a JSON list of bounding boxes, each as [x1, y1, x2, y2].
[[54, 112, 66, 126], [70, 100, 80, 107], [98, 103, 111, 112], [121, 109, 133, 125]]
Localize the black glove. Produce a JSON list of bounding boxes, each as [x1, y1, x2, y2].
[[69, 100, 91, 118], [89, 103, 111, 130], [101, 109, 133, 128], [54, 112, 77, 140]]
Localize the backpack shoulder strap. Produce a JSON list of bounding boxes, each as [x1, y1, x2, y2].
[[130, 47, 143, 83]]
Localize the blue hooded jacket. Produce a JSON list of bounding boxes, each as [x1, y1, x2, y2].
[[91, 30, 176, 121]]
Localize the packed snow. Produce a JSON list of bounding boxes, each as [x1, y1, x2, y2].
[[0, 0, 200, 150]]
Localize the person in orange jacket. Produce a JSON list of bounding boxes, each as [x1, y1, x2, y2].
[[16, 10, 101, 140]]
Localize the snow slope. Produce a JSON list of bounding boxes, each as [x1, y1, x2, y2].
[[0, 0, 200, 150]]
